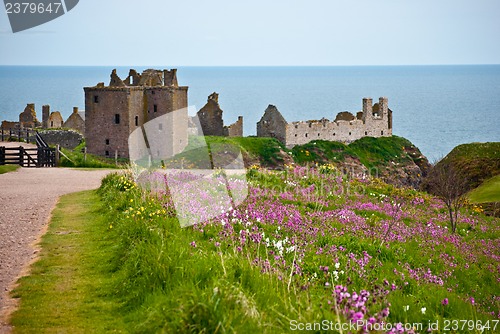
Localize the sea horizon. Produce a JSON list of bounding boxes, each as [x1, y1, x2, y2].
[[1, 64, 499, 161]]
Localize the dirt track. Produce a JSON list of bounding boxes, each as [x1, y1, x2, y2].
[[0, 142, 114, 333]]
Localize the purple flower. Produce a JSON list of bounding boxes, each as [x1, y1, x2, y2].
[[469, 297, 475, 305], [442, 298, 449, 305], [190, 241, 197, 248], [352, 311, 364, 321]]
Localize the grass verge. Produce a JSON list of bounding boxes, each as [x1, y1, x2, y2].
[[10, 190, 127, 333], [468, 174, 500, 203], [0, 165, 20, 174]]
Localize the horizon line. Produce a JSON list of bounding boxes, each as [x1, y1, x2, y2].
[[1, 63, 499, 68]]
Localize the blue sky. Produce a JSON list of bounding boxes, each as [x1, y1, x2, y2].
[[0, 0, 499, 66]]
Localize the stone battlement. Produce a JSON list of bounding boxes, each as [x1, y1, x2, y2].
[[257, 97, 393, 148]]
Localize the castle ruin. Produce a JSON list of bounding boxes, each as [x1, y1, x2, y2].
[[193, 92, 243, 137], [257, 97, 393, 148], [1, 103, 85, 134], [84, 69, 188, 159]]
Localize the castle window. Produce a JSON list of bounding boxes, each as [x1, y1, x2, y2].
[[51, 121, 54, 127], [152, 90, 155, 95], [305, 133, 308, 137], [105, 150, 109, 156], [308, 123, 312, 128], [349, 132, 351, 136], [318, 133, 320, 137], [154, 104, 158, 113], [381, 131, 384, 135], [94, 95, 99, 103], [333, 133, 336, 136], [114, 114, 120, 124], [105, 139, 109, 145], [135, 116, 139, 126], [365, 131, 368, 135], [159, 123, 163, 131], [294, 124, 298, 129]]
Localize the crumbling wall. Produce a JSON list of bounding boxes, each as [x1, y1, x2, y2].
[[164, 69, 178, 87], [19, 103, 40, 128], [258, 97, 393, 148], [197, 93, 225, 136], [48, 111, 64, 128], [63, 107, 85, 135], [256, 105, 288, 144], [224, 116, 243, 137], [1, 121, 19, 130], [195, 92, 243, 138], [139, 69, 163, 86], [42, 105, 50, 128], [109, 69, 126, 87], [39, 129, 83, 149]]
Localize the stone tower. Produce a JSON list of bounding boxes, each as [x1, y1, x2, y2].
[[42, 105, 50, 128], [84, 69, 188, 159]]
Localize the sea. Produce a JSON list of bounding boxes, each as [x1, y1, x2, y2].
[[0, 65, 499, 161]]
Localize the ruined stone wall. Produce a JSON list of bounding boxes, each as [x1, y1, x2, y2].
[[38, 129, 83, 149], [256, 105, 287, 144], [1, 121, 19, 130], [257, 98, 392, 148], [48, 112, 64, 128], [19, 103, 40, 128], [224, 116, 243, 137], [197, 96, 224, 136], [63, 107, 85, 135], [42, 105, 50, 129]]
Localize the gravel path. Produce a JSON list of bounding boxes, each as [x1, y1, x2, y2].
[[0, 142, 114, 333]]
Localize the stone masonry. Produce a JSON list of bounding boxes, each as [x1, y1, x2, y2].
[[257, 97, 393, 148], [84, 69, 188, 159], [18, 104, 40, 128], [62, 107, 85, 136], [48, 111, 64, 128], [194, 92, 243, 137]]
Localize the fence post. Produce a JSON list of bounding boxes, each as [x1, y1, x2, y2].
[[84, 147, 87, 163], [18, 128, 21, 142], [19, 146, 24, 167], [55, 145, 60, 167], [1, 128, 3, 142], [0, 146, 5, 165], [115, 150, 118, 166]]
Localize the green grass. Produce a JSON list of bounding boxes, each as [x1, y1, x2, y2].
[[291, 136, 424, 169], [160, 135, 287, 169], [10, 191, 127, 333], [468, 174, 500, 203], [168, 135, 424, 171], [9, 170, 498, 332], [59, 142, 123, 169], [439, 142, 500, 190], [0, 165, 20, 174]]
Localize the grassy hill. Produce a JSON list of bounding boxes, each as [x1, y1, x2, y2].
[[161, 135, 429, 188], [11, 167, 500, 332], [468, 174, 500, 203], [437, 142, 500, 190]]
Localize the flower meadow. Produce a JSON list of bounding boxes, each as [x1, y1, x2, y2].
[[98, 165, 499, 333]]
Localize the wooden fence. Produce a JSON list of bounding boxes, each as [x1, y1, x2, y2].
[[0, 146, 57, 167], [0, 128, 36, 143]]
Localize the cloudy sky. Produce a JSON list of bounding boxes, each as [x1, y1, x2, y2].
[[0, 0, 499, 66]]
